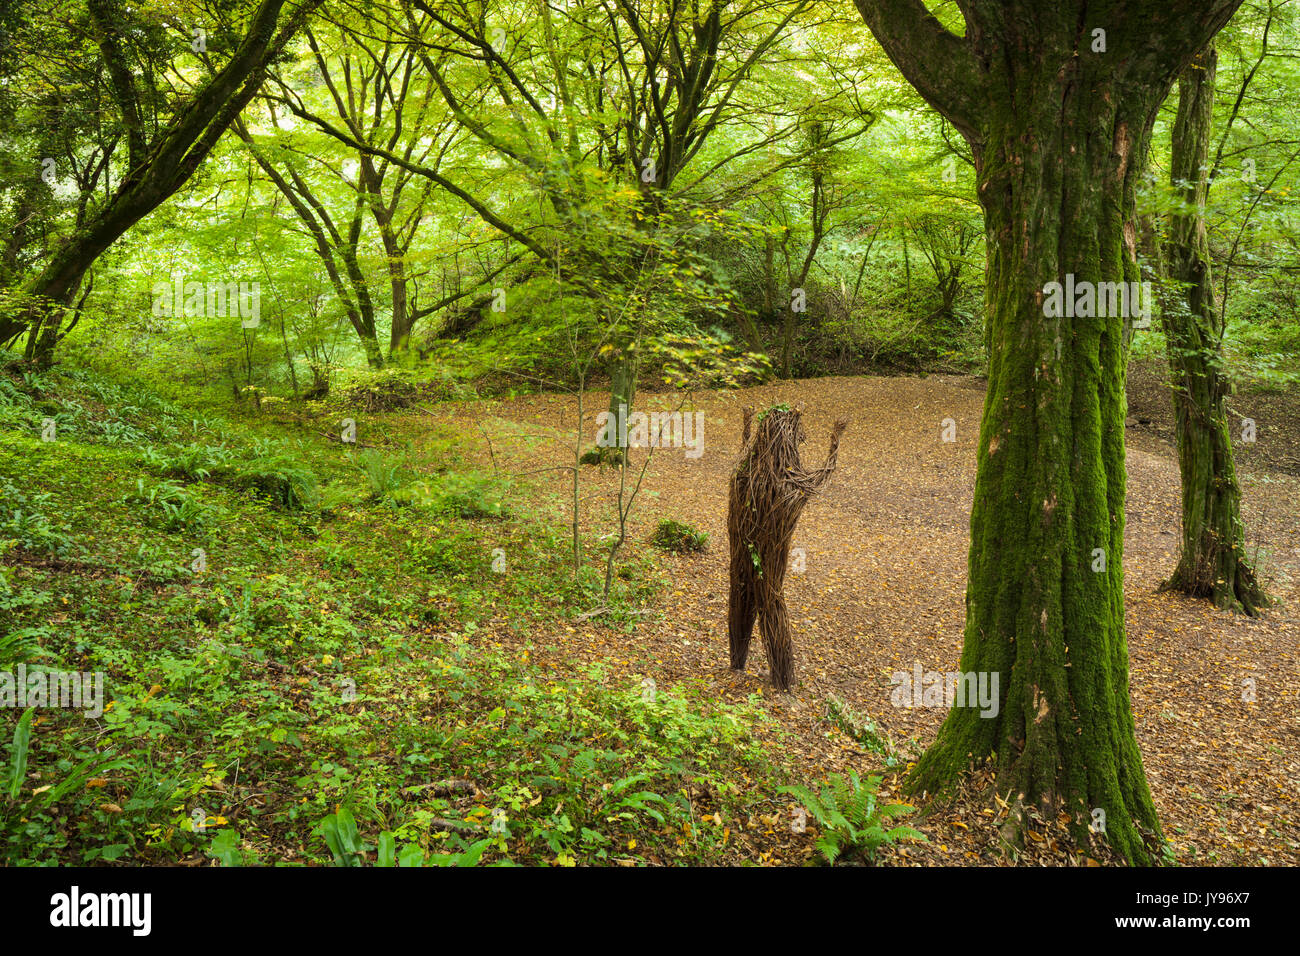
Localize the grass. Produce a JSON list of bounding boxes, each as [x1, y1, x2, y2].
[[0, 360, 791, 866]]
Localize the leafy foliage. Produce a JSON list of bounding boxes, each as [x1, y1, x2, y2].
[[650, 519, 709, 553], [780, 772, 925, 865]]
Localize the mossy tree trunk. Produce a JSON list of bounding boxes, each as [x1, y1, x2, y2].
[[592, 343, 640, 465], [607, 347, 640, 430], [1162, 45, 1268, 615], [854, 0, 1243, 864]]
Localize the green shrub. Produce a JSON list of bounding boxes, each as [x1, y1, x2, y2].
[[358, 450, 410, 504], [141, 440, 320, 512], [91, 417, 147, 445], [825, 693, 916, 769], [580, 446, 625, 467], [423, 472, 509, 520], [228, 455, 319, 512], [650, 519, 708, 553], [0, 566, 48, 669], [337, 367, 420, 412], [124, 478, 209, 533], [315, 807, 491, 867], [141, 442, 235, 481], [408, 528, 482, 576], [0, 559, 53, 666], [0, 479, 72, 554]]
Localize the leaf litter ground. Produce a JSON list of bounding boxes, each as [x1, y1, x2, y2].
[[402, 370, 1299, 866]]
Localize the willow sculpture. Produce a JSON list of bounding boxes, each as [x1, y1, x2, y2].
[[727, 406, 846, 691]]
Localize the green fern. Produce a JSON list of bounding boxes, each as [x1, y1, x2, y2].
[[780, 772, 925, 865]]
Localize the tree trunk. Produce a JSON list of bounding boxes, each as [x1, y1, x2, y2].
[[234, 121, 384, 368], [358, 158, 415, 358], [854, 0, 1243, 865], [921, 80, 1163, 866], [1161, 45, 1268, 615], [380, 218, 413, 356], [602, 347, 640, 463], [781, 159, 828, 379]]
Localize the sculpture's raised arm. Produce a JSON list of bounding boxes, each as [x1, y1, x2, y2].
[[796, 419, 847, 494]]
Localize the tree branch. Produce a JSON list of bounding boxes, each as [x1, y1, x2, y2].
[[852, 0, 983, 142]]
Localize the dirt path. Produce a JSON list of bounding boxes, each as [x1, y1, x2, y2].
[[406, 372, 1300, 865]]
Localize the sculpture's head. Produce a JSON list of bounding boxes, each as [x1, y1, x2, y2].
[[752, 404, 806, 469]]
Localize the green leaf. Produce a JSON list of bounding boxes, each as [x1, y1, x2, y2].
[[456, 838, 493, 867], [398, 844, 427, 867], [319, 808, 362, 866], [815, 834, 841, 865], [98, 843, 131, 862], [7, 707, 34, 800], [377, 831, 396, 867], [208, 829, 244, 867]]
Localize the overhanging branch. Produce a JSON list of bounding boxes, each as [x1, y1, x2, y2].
[[853, 0, 983, 142]]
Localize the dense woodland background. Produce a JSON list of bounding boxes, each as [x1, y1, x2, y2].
[[0, 0, 1297, 868]]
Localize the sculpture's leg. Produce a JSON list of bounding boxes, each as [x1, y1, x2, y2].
[[728, 539, 757, 670], [757, 573, 795, 691]]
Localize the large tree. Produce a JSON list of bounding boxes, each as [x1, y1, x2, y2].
[[854, 0, 1242, 863]]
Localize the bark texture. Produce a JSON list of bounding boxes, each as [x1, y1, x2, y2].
[[854, 0, 1243, 864], [1162, 45, 1268, 615]]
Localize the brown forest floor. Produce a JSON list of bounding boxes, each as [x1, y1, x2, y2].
[[399, 364, 1300, 866]]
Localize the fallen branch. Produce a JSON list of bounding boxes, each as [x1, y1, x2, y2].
[[408, 778, 478, 797], [428, 818, 481, 836]]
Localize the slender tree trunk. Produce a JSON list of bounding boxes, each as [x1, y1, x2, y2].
[[855, 0, 1242, 865], [1161, 45, 1268, 615], [280, 311, 299, 398], [235, 122, 384, 368], [781, 165, 828, 379], [361, 167, 413, 357], [379, 219, 413, 356], [338, 198, 383, 369], [604, 346, 640, 462]]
